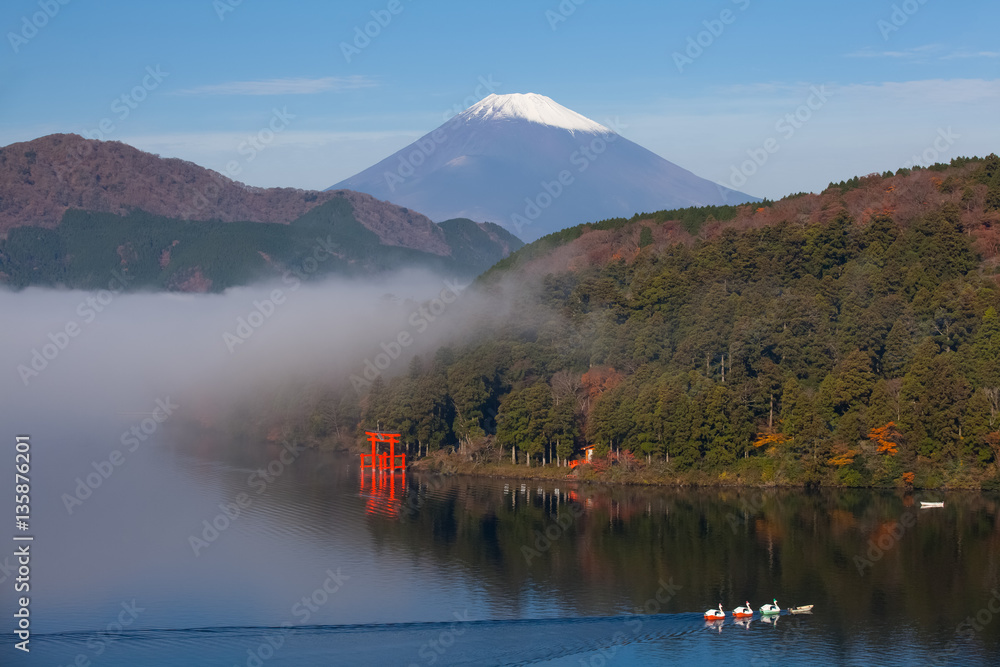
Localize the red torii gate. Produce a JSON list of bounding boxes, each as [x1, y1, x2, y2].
[[360, 431, 406, 473]]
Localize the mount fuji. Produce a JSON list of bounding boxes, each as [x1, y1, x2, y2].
[[330, 93, 758, 241]]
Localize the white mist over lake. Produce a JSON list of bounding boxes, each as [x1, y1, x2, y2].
[[2, 270, 478, 436], [0, 270, 492, 659]]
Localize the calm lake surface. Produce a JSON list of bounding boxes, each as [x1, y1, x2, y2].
[[4, 432, 1000, 666]]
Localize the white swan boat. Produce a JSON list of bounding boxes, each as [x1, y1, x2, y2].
[[760, 599, 780, 615], [703, 603, 725, 620]]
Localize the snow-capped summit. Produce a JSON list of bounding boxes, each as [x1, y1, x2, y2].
[[330, 93, 758, 241], [456, 93, 611, 134]]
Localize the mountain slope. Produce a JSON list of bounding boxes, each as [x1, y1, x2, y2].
[[0, 133, 338, 232], [0, 134, 513, 259], [483, 157, 1000, 282], [330, 93, 758, 241], [0, 135, 524, 290], [337, 156, 1000, 488], [438, 218, 523, 271], [0, 199, 524, 291]]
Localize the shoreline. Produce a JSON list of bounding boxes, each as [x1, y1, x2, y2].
[[405, 452, 989, 491]]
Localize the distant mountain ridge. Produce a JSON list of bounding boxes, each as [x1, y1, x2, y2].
[[0, 134, 340, 232], [0, 134, 522, 291], [483, 155, 1000, 283], [331, 93, 759, 241]]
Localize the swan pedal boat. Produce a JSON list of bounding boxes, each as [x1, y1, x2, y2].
[[759, 599, 781, 615], [703, 604, 725, 620], [732, 602, 753, 618]]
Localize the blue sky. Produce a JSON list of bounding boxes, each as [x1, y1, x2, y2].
[[2, 0, 998, 200]]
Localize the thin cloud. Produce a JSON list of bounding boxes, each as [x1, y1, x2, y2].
[[713, 78, 1000, 108], [839, 78, 1000, 104], [173, 76, 377, 96], [712, 82, 803, 95], [122, 130, 419, 155], [846, 44, 999, 61], [845, 44, 942, 60], [656, 78, 1000, 111], [941, 50, 1000, 60]]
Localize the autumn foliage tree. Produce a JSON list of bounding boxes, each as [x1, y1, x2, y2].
[[868, 422, 903, 455], [753, 431, 789, 451]]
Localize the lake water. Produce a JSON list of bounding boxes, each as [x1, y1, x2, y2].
[[3, 432, 999, 666]]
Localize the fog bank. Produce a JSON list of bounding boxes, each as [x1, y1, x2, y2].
[[1, 269, 490, 444]]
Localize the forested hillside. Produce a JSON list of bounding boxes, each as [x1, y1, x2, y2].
[[0, 201, 521, 291], [250, 156, 1000, 488], [0, 133, 523, 290]]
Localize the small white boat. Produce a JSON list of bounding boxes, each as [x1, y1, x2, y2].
[[789, 605, 814, 614], [732, 601, 753, 618], [920, 501, 944, 509], [703, 603, 725, 620], [760, 599, 780, 615]]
